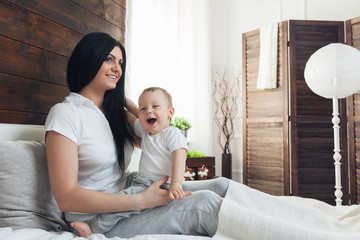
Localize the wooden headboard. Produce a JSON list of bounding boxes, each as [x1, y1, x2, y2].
[[0, 0, 126, 125]]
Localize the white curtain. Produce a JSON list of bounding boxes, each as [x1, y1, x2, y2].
[[125, 0, 212, 154]]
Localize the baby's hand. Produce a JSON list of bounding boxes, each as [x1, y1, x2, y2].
[[169, 181, 185, 200]]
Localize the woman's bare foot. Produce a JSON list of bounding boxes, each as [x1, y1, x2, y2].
[[71, 221, 93, 238]]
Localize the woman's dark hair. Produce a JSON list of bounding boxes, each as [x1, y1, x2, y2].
[[67, 32, 134, 172]]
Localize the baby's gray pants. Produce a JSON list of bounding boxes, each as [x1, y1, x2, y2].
[[100, 177, 229, 238]]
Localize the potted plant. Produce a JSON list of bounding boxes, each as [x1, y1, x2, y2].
[[169, 117, 191, 138]]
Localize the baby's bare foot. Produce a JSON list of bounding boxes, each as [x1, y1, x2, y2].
[[71, 221, 93, 238]]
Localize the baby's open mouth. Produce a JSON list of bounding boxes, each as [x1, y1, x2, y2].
[[147, 118, 157, 124]]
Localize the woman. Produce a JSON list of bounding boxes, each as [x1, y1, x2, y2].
[[45, 32, 229, 238]]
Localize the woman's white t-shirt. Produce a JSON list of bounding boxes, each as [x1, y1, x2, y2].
[[45, 92, 133, 221]]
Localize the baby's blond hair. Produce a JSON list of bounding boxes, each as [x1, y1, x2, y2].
[[139, 87, 173, 107]]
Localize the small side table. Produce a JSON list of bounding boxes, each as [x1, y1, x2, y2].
[[185, 157, 215, 180]]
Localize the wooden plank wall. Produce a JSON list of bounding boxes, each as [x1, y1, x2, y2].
[[0, 0, 126, 125], [346, 16, 360, 204], [242, 21, 289, 196]]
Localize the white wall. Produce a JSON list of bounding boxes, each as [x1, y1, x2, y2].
[[126, 0, 213, 156], [209, 0, 360, 182]]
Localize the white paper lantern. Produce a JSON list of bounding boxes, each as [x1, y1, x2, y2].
[[304, 43, 360, 206], [304, 43, 360, 99]]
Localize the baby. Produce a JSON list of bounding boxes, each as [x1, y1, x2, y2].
[[72, 87, 188, 237]]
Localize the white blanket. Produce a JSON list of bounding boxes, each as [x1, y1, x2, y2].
[[214, 181, 360, 240], [3, 181, 360, 239]]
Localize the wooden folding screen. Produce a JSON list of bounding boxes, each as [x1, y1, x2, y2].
[[346, 16, 360, 205], [288, 20, 347, 204], [243, 20, 348, 205], [242, 21, 289, 196]]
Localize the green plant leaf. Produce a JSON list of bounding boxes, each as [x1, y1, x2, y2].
[[187, 149, 206, 158], [169, 117, 191, 130]]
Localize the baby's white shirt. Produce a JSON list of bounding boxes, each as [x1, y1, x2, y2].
[[134, 119, 188, 182]]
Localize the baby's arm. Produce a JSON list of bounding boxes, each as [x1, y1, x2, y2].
[[169, 148, 187, 200]]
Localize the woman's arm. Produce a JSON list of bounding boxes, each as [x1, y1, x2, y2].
[[126, 97, 139, 118], [45, 131, 172, 213], [127, 110, 137, 130], [169, 148, 187, 200], [127, 111, 141, 148], [125, 97, 141, 147]]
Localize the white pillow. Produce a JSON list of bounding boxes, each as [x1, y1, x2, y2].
[[0, 140, 69, 231]]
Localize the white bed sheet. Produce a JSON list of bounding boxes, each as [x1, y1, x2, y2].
[[0, 227, 210, 240]]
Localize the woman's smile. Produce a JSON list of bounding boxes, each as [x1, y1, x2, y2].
[[106, 74, 118, 80]]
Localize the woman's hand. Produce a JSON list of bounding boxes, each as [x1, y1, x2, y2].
[[136, 176, 192, 210]]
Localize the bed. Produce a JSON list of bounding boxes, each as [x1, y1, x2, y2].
[[2, 124, 360, 240], [0, 123, 207, 240]]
